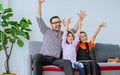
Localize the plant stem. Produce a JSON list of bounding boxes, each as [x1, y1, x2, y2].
[[4, 41, 14, 73]]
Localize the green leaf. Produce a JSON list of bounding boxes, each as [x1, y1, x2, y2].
[[12, 26, 18, 33], [19, 31, 26, 37], [2, 21, 9, 27], [24, 32, 30, 40], [5, 28, 11, 34], [20, 17, 27, 24], [18, 31, 30, 40], [3, 8, 12, 13], [0, 4, 3, 10], [0, 31, 4, 42], [22, 22, 28, 28], [9, 38, 15, 43], [2, 13, 13, 20], [20, 17, 29, 27], [27, 19, 32, 25], [5, 28, 16, 37], [25, 28, 32, 31], [2, 35, 8, 46], [0, 32, 8, 46], [0, 45, 4, 51], [10, 29, 17, 37], [9, 26, 19, 37], [9, 21, 18, 27], [17, 39, 24, 47]]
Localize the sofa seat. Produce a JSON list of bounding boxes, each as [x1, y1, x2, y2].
[[31, 63, 120, 75], [32, 63, 120, 71], [32, 65, 79, 71]]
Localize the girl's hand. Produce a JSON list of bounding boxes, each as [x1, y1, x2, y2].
[[62, 18, 72, 27], [38, 0, 45, 4], [99, 22, 106, 28], [77, 10, 87, 21]]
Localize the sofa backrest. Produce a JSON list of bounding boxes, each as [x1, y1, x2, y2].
[[29, 41, 42, 57], [29, 41, 120, 62], [92, 43, 120, 62]]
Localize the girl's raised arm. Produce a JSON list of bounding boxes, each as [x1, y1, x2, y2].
[[90, 22, 106, 43]]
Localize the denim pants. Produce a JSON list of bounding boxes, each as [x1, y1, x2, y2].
[[74, 62, 85, 75]]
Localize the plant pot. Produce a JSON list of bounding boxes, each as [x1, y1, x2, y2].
[[1, 73, 16, 75]]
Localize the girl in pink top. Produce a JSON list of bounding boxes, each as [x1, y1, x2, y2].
[[62, 11, 86, 75]]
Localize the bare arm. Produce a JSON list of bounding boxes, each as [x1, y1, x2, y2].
[[37, 0, 45, 16], [62, 18, 72, 46], [62, 18, 72, 32], [91, 22, 106, 43], [36, 0, 50, 34], [75, 10, 87, 31], [76, 10, 87, 34]]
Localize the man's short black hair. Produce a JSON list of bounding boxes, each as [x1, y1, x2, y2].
[[50, 16, 60, 24]]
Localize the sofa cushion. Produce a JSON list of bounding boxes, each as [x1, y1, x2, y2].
[[92, 43, 120, 62]]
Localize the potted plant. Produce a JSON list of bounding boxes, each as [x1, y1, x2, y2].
[[0, 3, 32, 75]]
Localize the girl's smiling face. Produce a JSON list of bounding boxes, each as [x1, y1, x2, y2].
[[66, 32, 74, 44], [80, 32, 88, 42]]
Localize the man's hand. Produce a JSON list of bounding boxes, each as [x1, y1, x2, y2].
[[37, 0, 45, 16]]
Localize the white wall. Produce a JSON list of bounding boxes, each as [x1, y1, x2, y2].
[[0, 0, 120, 75]]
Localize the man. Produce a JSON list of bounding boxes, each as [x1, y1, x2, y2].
[[33, 0, 74, 75]]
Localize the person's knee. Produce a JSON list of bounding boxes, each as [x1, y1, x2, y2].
[[79, 63, 84, 68], [64, 60, 72, 65], [33, 54, 43, 62]]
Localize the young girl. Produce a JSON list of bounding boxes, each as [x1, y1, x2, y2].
[[76, 21, 106, 75], [62, 11, 86, 75]]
